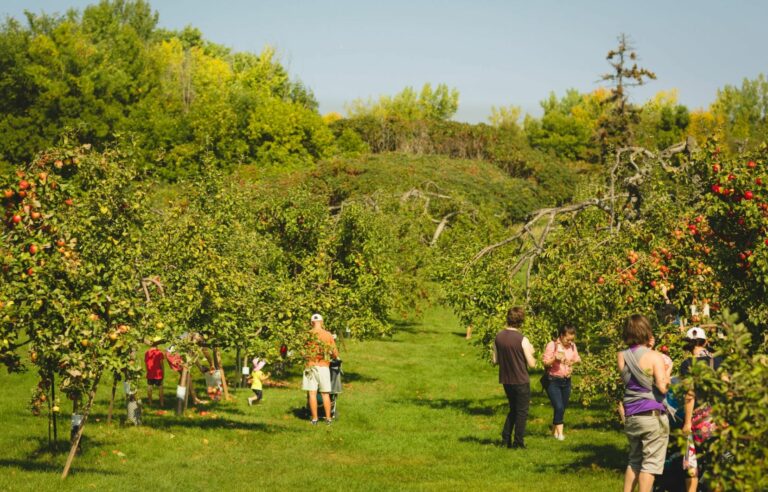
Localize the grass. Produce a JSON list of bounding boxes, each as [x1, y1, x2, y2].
[[0, 306, 626, 491]]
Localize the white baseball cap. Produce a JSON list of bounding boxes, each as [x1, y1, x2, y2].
[[686, 327, 707, 340], [310, 313, 323, 322]]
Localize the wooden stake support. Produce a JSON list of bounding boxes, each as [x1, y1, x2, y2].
[[61, 374, 101, 479], [176, 366, 189, 416]]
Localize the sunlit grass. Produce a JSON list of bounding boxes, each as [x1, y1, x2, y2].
[[0, 306, 625, 491]]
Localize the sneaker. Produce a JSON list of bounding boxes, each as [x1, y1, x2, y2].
[[325, 419, 333, 426], [310, 419, 318, 426], [247, 399, 253, 407], [555, 434, 565, 441], [511, 442, 527, 449]]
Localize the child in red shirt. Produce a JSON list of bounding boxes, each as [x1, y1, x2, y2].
[[144, 338, 165, 407]]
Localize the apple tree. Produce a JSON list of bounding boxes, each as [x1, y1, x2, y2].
[[0, 142, 148, 468]]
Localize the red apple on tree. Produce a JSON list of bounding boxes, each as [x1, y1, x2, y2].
[[747, 161, 757, 169], [12, 215, 21, 224], [744, 191, 754, 200], [19, 180, 30, 190]]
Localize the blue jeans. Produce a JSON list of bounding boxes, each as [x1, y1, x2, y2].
[[546, 376, 572, 425]]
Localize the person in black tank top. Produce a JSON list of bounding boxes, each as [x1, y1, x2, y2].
[[493, 307, 537, 448]]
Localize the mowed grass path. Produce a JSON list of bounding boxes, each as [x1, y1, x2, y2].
[[0, 307, 626, 491]]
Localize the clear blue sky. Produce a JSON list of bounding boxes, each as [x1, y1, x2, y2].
[[3, 0, 767, 122]]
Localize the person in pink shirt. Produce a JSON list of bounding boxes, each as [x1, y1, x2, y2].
[[542, 326, 581, 440]]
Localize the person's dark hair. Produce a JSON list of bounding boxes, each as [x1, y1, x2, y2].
[[623, 314, 653, 346], [506, 307, 525, 328], [683, 337, 707, 352], [656, 304, 677, 325], [558, 326, 576, 338]]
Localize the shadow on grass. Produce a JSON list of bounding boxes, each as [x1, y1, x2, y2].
[[0, 458, 121, 475], [571, 417, 622, 432], [531, 443, 626, 474], [23, 434, 115, 457], [458, 436, 500, 447], [404, 397, 500, 416], [288, 405, 310, 421], [342, 371, 378, 383], [389, 319, 441, 336], [147, 415, 277, 432]]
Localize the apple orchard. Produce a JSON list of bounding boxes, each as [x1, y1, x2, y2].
[[0, 143, 407, 471], [1, 138, 767, 486]]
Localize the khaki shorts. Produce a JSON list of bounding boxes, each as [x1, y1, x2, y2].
[[625, 413, 670, 475], [301, 366, 331, 393]]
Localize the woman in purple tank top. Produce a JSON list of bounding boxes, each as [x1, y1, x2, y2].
[[617, 315, 670, 492]]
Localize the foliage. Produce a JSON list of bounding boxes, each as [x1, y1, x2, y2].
[[524, 89, 606, 162], [634, 90, 690, 150], [0, 141, 146, 413], [346, 83, 459, 121], [0, 2, 330, 178], [710, 74, 768, 151], [688, 309, 768, 491], [488, 105, 522, 128]]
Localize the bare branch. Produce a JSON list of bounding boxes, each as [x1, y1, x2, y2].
[[429, 212, 460, 247]]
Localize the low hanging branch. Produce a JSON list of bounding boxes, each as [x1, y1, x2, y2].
[[467, 140, 693, 300], [466, 198, 610, 270]]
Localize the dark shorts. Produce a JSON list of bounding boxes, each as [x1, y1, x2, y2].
[[147, 378, 163, 387], [252, 389, 263, 399]]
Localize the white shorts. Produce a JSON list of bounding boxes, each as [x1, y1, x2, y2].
[[302, 366, 331, 393]]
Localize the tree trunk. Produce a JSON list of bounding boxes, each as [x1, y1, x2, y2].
[[235, 348, 242, 388], [106, 376, 117, 425], [214, 348, 231, 401]]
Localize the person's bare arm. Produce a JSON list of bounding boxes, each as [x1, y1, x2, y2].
[[654, 355, 669, 393], [331, 341, 339, 360], [683, 390, 695, 434], [617, 351, 624, 372], [522, 338, 536, 368], [541, 342, 555, 367], [491, 342, 498, 365]]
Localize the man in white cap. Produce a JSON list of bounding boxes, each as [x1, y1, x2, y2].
[[680, 326, 723, 492], [302, 313, 338, 425]]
